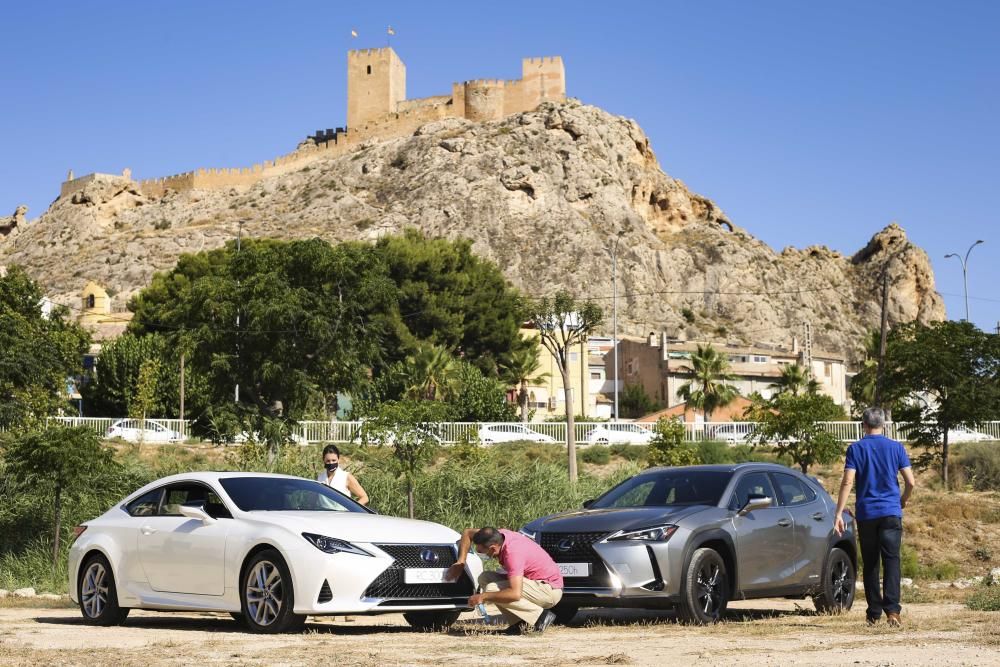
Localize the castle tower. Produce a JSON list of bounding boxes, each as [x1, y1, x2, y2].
[[347, 47, 406, 129], [520, 56, 566, 105]]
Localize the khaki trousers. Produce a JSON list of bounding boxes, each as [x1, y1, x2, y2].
[[478, 570, 563, 626]]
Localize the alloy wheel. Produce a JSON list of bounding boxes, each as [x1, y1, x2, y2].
[[81, 561, 109, 618], [246, 560, 284, 626], [696, 561, 724, 617], [831, 557, 852, 606]]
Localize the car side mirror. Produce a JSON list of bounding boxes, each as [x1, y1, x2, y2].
[[179, 502, 217, 524], [738, 494, 772, 516], [582, 499, 595, 508]]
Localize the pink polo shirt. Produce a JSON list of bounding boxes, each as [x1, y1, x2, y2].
[[498, 528, 564, 589]]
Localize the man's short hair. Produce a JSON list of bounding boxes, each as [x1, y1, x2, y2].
[[862, 407, 885, 429], [472, 527, 504, 547]]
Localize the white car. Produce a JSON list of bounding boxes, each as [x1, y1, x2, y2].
[[710, 423, 752, 444], [584, 422, 653, 445], [477, 423, 556, 444], [946, 426, 993, 443], [105, 419, 183, 444], [68, 472, 483, 633]]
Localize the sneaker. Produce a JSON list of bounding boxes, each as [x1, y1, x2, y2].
[[886, 613, 902, 627], [503, 621, 528, 636], [534, 610, 556, 634], [866, 616, 880, 626]]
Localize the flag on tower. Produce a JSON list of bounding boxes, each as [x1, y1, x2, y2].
[[350, 29, 358, 38], [387, 25, 395, 36]]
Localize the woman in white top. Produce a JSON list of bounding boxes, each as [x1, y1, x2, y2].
[[317, 444, 369, 505]]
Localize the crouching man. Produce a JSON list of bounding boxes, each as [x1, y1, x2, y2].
[[447, 526, 563, 635]]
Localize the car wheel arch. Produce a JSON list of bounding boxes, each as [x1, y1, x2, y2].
[[238, 541, 294, 591], [682, 531, 738, 598]]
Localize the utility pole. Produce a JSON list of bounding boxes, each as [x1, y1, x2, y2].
[[875, 268, 890, 407], [179, 351, 185, 422], [235, 221, 244, 404], [611, 231, 625, 420], [802, 321, 813, 374]]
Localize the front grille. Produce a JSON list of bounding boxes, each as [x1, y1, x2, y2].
[[539, 531, 613, 588], [362, 544, 474, 601], [317, 579, 332, 603]]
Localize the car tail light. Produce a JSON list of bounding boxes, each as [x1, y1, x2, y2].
[[72, 525, 87, 542]]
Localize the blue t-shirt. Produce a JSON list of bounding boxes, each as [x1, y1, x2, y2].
[[844, 434, 911, 521]]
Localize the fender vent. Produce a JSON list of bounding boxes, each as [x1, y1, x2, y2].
[[318, 579, 333, 603]]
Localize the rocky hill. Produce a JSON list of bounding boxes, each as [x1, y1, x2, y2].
[[0, 100, 943, 363]]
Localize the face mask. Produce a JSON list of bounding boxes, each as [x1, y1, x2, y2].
[[325, 462, 339, 472]]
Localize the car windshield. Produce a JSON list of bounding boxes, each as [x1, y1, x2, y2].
[[592, 470, 733, 508], [219, 477, 370, 513]]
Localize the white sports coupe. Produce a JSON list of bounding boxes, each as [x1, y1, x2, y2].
[[68, 472, 483, 633]]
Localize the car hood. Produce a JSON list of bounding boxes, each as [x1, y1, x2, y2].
[[244, 511, 461, 544], [525, 505, 710, 534]]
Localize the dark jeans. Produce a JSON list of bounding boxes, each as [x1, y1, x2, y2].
[[858, 515, 903, 619]]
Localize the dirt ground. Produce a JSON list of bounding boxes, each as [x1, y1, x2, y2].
[[1, 600, 997, 666]]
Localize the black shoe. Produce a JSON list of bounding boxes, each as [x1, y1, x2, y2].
[[866, 615, 881, 626], [534, 610, 556, 634], [503, 622, 528, 636]]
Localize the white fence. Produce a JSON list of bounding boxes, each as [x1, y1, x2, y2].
[[14, 417, 1000, 445]]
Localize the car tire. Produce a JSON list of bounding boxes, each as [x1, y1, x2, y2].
[[230, 611, 247, 626], [551, 600, 579, 625], [597, 438, 609, 445], [78, 553, 130, 626], [240, 549, 306, 634], [676, 547, 728, 625], [403, 610, 461, 631], [812, 547, 855, 614]]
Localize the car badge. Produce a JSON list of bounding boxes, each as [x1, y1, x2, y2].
[[419, 548, 440, 564], [557, 538, 574, 552]]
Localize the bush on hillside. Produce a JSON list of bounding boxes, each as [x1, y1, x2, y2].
[[954, 442, 1000, 492]]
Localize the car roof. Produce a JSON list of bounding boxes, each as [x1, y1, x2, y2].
[[140, 471, 310, 485], [641, 463, 800, 474]]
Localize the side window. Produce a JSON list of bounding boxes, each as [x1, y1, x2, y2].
[[771, 473, 817, 507], [204, 489, 234, 519], [126, 488, 163, 517], [160, 483, 209, 516], [730, 472, 777, 511]]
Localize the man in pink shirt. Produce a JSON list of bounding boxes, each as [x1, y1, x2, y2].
[[447, 526, 564, 635]]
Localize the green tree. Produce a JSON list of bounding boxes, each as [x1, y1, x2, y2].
[[373, 229, 526, 374], [526, 291, 603, 483], [129, 358, 162, 443], [881, 320, 1000, 488], [676, 344, 740, 429], [769, 363, 820, 396], [398, 341, 462, 401], [362, 399, 450, 518], [498, 338, 550, 423], [447, 360, 517, 422], [620, 382, 660, 419], [647, 417, 699, 467], [744, 392, 847, 473], [2, 426, 118, 568], [129, 238, 398, 454], [0, 266, 90, 428]]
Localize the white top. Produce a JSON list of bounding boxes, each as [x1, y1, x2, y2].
[[317, 467, 349, 495]]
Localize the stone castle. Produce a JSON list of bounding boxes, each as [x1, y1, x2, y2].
[[58, 48, 565, 201]]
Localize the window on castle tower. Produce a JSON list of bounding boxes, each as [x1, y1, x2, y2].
[[367, 65, 371, 75]]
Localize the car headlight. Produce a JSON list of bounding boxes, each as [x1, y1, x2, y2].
[[607, 525, 678, 542], [518, 527, 537, 541], [302, 532, 373, 557]]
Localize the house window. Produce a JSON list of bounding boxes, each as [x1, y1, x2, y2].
[[367, 65, 372, 74], [752, 355, 768, 363], [728, 355, 748, 364], [825, 362, 833, 378], [86, 294, 95, 309], [590, 372, 601, 380], [570, 352, 578, 362]]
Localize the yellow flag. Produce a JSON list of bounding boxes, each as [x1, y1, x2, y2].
[[387, 25, 395, 36]]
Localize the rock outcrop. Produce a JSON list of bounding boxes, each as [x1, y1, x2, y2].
[[0, 100, 943, 364]]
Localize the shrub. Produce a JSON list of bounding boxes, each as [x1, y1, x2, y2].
[[955, 442, 1000, 492], [967, 584, 1000, 612], [696, 440, 735, 464], [580, 445, 611, 465], [974, 546, 993, 562], [647, 417, 699, 467], [608, 443, 646, 461]]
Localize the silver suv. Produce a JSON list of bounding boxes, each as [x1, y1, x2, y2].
[[521, 463, 856, 624]]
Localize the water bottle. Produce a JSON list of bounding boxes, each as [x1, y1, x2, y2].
[[476, 600, 490, 624]]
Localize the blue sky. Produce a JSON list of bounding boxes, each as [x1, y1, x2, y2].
[[2, 1, 997, 330]]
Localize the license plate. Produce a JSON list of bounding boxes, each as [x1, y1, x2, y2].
[[558, 562, 591, 578], [404, 568, 450, 584]]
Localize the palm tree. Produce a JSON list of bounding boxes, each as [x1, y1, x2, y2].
[[770, 363, 821, 396], [850, 329, 881, 408], [676, 344, 740, 430], [499, 341, 550, 422], [398, 342, 461, 401]]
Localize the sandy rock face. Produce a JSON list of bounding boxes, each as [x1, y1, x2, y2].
[[0, 100, 943, 364]]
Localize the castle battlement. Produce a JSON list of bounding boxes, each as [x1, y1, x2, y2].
[[60, 47, 566, 201]]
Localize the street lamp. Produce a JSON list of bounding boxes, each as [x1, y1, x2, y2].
[[235, 220, 245, 403], [944, 239, 984, 322], [611, 231, 625, 421]]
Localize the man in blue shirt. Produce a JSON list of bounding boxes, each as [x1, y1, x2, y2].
[[835, 407, 916, 627]]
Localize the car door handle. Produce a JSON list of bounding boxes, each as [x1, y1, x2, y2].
[[777, 518, 791, 527], [140, 526, 157, 535], [812, 512, 826, 521]]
